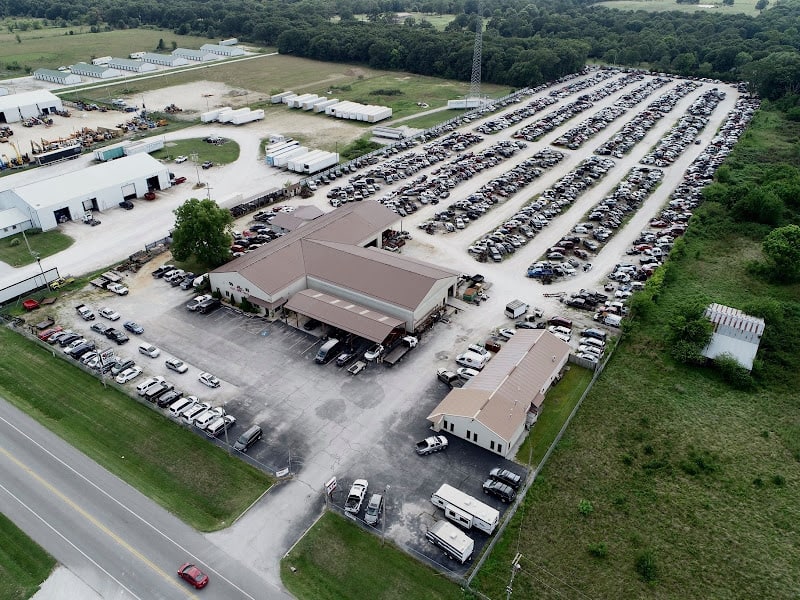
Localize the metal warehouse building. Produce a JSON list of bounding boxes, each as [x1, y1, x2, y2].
[[33, 69, 82, 85], [172, 48, 218, 62], [0, 154, 170, 231], [200, 43, 245, 57], [0, 90, 64, 124], [70, 62, 120, 79], [140, 53, 189, 67], [210, 202, 459, 338], [107, 58, 157, 73], [427, 330, 571, 457]]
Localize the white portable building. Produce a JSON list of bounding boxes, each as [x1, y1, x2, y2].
[[219, 38, 239, 46]]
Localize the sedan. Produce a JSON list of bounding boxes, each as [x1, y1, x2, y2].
[[177, 563, 209, 589], [123, 321, 144, 334], [115, 366, 142, 384], [138, 344, 161, 358], [90, 322, 111, 335], [201, 161, 213, 169], [497, 328, 516, 340], [99, 308, 121, 321], [198, 372, 220, 388], [165, 358, 189, 374], [175, 155, 188, 163]]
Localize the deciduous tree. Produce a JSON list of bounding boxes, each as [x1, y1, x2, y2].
[[171, 198, 233, 268]]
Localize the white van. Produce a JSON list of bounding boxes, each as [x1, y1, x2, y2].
[[455, 352, 487, 370], [579, 336, 605, 349]]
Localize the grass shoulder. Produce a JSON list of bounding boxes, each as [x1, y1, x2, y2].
[[0, 230, 73, 268], [0, 512, 55, 600], [0, 327, 272, 531], [281, 511, 466, 600]]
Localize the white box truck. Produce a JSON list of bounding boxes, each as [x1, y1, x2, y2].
[[426, 520, 474, 564], [505, 299, 528, 319], [430, 483, 499, 535]]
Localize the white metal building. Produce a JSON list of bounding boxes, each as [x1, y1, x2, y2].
[[0, 207, 33, 240], [172, 48, 218, 62], [0, 90, 64, 124], [140, 53, 190, 67], [0, 154, 170, 231], [211, 202, 459, 333], [107, 58, 157, 73], [33, 69, 82, 85], [427, 330, 571, 457], [70, 62, 120, 79], [702, 303, 765, 371], [200, 43, 245, 57]]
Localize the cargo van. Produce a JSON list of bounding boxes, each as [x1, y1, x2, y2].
[[315, 338, 341, 364], [548, 316, 573, 329], [234, 425, 262, 452], [504, 299, 528, 319]]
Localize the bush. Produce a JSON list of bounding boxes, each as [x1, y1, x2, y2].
[[587, 542, 608, 558], [635, 549, 658, 582], [713, 353, 754, 390], [9, 238, 20, 247], [578, 498, 594, 516]]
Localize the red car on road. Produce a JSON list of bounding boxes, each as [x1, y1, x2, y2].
[[178, 563, 209, 589]]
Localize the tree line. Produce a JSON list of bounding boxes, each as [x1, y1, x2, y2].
[[2, 0, 799, 98]]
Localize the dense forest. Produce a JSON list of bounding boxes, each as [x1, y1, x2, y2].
[[2, 0, 799, 98]]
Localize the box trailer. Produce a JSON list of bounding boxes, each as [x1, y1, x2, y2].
[[273, 146, 308, 168], [201, 106, 231, 123], [303, 96, 326, 110], [92, 56, 112, 65], [219, 38, 238, 46], [93, 143, 127, 162], [426, 521, 474, 564], [288, 150, 325, 172], [303, 152, 338, 174], [288, 93, 317, 109], [374, 126, 405, 140], [218, 108, 250, 123], [271, 91, 294, 104], [231, 109, 264, 125], [314, 98, 339, 113], [124, 138, 165, 155], [505, 299, 529, 319], [280, 93, 298, 105], [430, 484, 499, 535]]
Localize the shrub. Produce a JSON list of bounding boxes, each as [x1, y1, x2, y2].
[[713, 353, 754, 390], [772, 474, 785, 486], [635, 549, 658, 582], [578, 499, 594, 516], [679, 448, 719, 477], [587, 542, 608, 558], [9, 238, 20, 247]]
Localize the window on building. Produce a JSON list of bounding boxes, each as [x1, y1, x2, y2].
[[449, 422, 454, 432], [225, 290, 230, 296], [473, 433, 478, 442], [466, 429, 471, 440], [443, 419, 448, 430], [490, 441, 495, 450], [497, 444, 503, 454], [12, 225, 17, 230]]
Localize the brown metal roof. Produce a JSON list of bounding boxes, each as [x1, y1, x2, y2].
[[285, 289, 404, 343], [427, 331, 571, 444], [303, 240, 459, 311]]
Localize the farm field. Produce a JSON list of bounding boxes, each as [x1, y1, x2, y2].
[[0, 25, 212, 80], [595, 0, 762, 15]]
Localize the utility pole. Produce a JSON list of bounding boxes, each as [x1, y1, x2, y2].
[[506, 553, 522, 600], [381, 484, 390, 546]]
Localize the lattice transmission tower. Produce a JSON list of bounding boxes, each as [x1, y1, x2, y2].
[[468, 1, 483, 102]]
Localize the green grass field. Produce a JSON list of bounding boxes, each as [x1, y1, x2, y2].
[[0, 25, 213, 80], [0, 327, 272, 531], [595, 0, 762, 15], [151, 137, 240, 165], [0, 230, 73, 267], [0, 513, 55, 600], [281, 512, 465, 600], [347, 12, 457, 30]]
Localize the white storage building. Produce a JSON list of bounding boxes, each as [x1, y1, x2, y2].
[[0, 154, 170, 231], [140, 53, 189, 67], [200, 43, 245, 57], [0, 90, 64, 124], [107, 58, 157, 73], [172, 48, 217, 62], [70, 62, 120, 79], [33, 69, 81, 85], [219, 38, 239, 46]]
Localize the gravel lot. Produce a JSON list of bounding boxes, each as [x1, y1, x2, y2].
[[23, 68, 743, 593]]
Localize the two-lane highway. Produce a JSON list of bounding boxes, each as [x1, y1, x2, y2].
[[0, 399, 289, 599]]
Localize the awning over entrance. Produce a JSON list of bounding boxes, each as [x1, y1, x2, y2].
[[286, 289, 404, 343], [248, 295, 286, 310]]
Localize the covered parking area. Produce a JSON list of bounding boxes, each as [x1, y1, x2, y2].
[[285, 289, 405, 345]]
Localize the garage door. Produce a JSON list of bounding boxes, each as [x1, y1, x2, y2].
[[121, 184, 136, 200]]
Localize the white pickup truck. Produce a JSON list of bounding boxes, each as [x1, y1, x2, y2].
[[344, 479, 369, 513], [416, 435, 448, 456]]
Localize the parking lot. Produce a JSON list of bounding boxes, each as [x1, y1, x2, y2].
[[27, 66, 754, 584]]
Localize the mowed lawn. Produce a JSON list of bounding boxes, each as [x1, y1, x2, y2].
[[0, 327, 272, 531], [151, 137, 241, 165], [0, 26, 211, 78], [281, 512, 464, 600], [0, 513, 55, 600], [0, 230, 73, 267], [595, 0, 762, 15]]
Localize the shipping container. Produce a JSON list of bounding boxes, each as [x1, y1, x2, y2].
[[273, 146, 308, 168], [218, 108, 250, 123], [313, 98, 339, 113], [124, 138, 165, 155], [303, 152, 339, 174], [93, 143, 127, 162]]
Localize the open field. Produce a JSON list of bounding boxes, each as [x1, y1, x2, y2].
[[281, 512, 465, 600], [347, 12, 458, 30], [0, 230, 73, 267], [151, 137, 241, 165], [472, 108, 800, 599], [0, 326, 273, 531], [515, 366, 594, 466], [0, 513, 55, 600], [0, 26, 213, 80], [595, 0, 762, 15]]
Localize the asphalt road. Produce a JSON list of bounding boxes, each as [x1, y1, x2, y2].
[[0, 398, 290, 600]]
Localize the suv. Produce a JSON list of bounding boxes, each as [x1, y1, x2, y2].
[[482, 479, 516, 503], [364, 493, 384, 526], [234, 425, 262, 452], [138, 344, 161, 358], [489, 467, 522, 490], [165, 358, 189, 374]]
